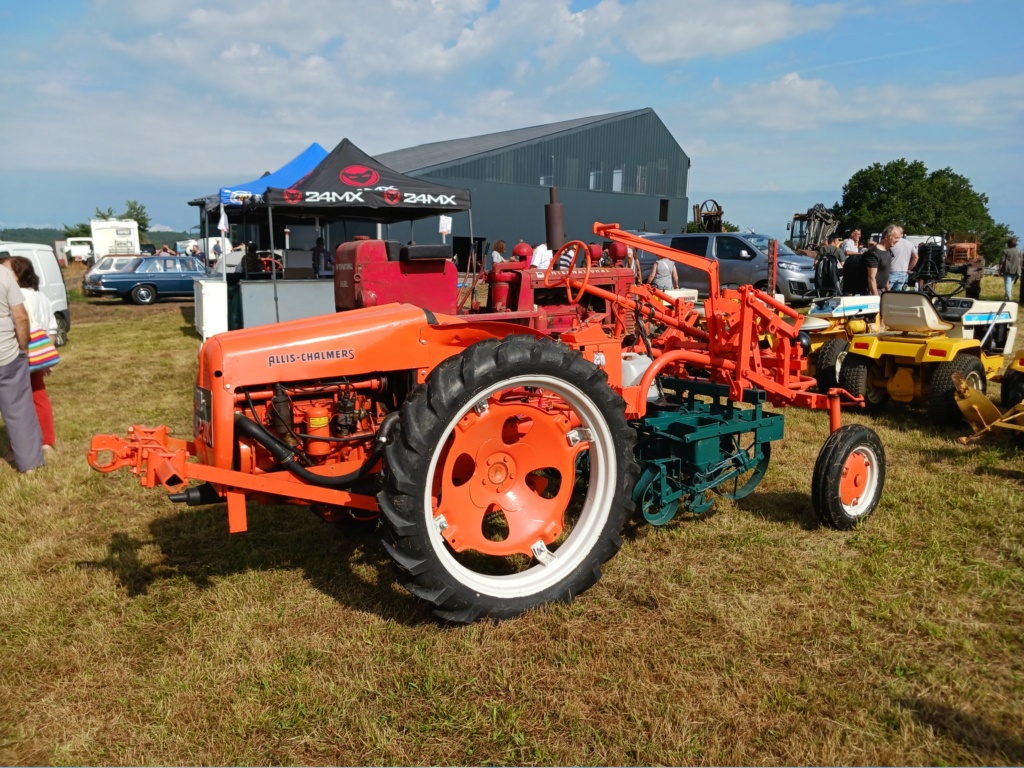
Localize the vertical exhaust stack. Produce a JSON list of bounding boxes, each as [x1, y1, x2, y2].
[[545, 187, 565, 252]]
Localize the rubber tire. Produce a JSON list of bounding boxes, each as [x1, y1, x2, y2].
[[378, 335, 639, 623], [815, 338, 849, 394], [54, 313, 69, 347], [812, 424, 886, 530], [131, 284, 157, 305], [1000, 369, 1024, 409], [838, 353, 888, 413], [927, 353, 986, 426]]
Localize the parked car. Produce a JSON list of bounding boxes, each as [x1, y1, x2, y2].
[[0, 240, 71, 345], [631, 231, 817, 305], [81, 254, 140, 289], [81, 255, 208, 304]]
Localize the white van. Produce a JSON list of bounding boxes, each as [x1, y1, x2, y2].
[[0, 241, 71, 346]]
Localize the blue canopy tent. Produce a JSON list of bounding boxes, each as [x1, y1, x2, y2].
[[216, 142, 328, 208]]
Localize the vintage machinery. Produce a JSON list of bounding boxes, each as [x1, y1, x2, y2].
[[89, 223, 887, 623], [804, 295, 881, 393], [951, 350, 1024, 447], [788, 204, 838, 258], [839, 292, 1018, 425]]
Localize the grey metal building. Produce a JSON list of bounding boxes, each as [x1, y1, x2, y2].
[[375, 107, 690, 255]]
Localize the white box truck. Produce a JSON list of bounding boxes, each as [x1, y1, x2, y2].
[[90, 218, 140, 259]]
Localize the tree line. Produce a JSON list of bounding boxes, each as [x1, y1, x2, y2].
[[832, 158, 1013, 263]]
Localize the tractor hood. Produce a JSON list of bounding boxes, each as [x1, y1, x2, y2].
[[199, 303, 438, 390]]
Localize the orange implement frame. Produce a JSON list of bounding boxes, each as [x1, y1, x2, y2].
[[88, 425, 377, 533]]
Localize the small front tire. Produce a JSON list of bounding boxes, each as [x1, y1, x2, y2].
[[812, 424, 885, 529], [815, 338, 849, 393], [838, 353, 888, 413]]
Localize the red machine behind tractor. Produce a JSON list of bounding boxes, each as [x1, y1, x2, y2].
[[89, 223, 886, 622]]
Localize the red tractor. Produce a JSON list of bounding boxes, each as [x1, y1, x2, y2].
[[90, 223, 886, 622]]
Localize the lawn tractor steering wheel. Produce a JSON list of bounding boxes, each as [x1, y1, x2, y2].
[[543, 240, 592, 304]]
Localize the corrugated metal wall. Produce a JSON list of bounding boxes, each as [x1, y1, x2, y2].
[[388, 110, 690, 251], [426, 111, 688, 199]]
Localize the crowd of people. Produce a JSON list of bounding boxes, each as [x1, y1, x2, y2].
[[815, 227, 1023, 305], [0, 255, 58, 473]]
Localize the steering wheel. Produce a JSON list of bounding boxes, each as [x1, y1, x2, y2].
[[543, 240, 592, 304]]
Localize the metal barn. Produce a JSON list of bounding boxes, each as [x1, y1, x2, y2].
[[375, 108, 690, 259]]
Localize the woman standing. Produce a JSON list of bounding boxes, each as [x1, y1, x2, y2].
[[646, 253, 678, 292], [5, 256, 56, 455]]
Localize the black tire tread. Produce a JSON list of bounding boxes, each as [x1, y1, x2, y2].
[[1000, 368, 1024, 409], [815, 338, 849, 393], [927, 353, 986, 426], [838, 353, 888, 413], [812, 424, 886, 530], [378, 334, 639, 622]]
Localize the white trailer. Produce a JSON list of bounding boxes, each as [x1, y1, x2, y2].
[[90, 218, 140, 258]]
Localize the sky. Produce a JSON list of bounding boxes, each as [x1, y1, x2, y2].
[[1, 0, 1021, 238]]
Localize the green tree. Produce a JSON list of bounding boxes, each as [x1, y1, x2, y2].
[[62, 200, 152, 241], [836, 159, 1013, 263]]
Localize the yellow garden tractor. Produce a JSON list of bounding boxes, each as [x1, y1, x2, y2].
[[838, 292, 1018, 425], [803, 295, 881, 393]]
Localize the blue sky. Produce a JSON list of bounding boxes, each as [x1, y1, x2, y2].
[[1, 0, 1021, 238]]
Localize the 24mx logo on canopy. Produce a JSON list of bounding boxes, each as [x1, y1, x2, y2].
[[340, 165, 380, 187]]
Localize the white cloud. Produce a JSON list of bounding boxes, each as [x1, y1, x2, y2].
[[612, 0, 845, 64]]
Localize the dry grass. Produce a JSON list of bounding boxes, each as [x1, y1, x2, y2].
[[1, 269, 1022, 765]]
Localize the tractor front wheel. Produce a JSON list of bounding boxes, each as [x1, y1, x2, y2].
[[815, 338, 849, 393], [812, 424, 885, 529], [838, 353, 888, 413], [379, 335, 639, 623], [928, 354, 986, 426]]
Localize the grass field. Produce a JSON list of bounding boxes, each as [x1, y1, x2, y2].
[[1, 268, 1022, 765]]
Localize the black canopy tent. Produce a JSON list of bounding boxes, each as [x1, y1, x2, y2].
[[263, 138, 471, 223], [256, 138, 473, 324]]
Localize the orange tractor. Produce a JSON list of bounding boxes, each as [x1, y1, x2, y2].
[[89, 223, 886, 622]]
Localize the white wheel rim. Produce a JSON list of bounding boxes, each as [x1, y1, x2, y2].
[[423, 373, 617, 599], [840, 443, 880, 518]]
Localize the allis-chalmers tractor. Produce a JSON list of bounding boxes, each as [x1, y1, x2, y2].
[[89, 223, 886, 622]]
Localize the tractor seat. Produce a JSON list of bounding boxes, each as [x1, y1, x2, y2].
[[879, 291, 952, 334]]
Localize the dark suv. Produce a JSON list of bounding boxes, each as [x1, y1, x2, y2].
[[632, 231, 817, 304]]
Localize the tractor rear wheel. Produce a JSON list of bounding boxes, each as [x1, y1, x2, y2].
[[815, 338, 849, 393], [379, 335, 639, 623], [838, 353, 888, 412], [1000, 369, 1024, 409], [928, 354, 986, 426], [812, 424, 885, 530]]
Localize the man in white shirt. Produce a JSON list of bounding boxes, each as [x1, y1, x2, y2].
[[839, 229, 862, 263], [888, 227, 918, 292], [530, 243, 552, 270]]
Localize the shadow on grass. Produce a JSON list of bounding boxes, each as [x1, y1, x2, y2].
[[734, 489, 819, 530], [79, 502, 427, 625], [899, 697, 1024, 763], [178, 305, 201, 340]]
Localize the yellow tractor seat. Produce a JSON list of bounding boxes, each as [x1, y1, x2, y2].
[[879, 291, 953, 334]]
